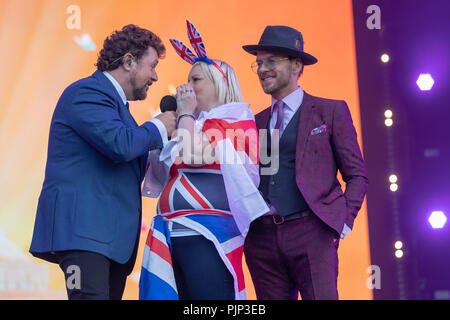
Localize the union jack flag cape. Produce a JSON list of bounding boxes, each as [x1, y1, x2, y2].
[[139, 102, 269, 300]]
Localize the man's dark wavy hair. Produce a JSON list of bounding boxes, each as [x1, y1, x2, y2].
[[96, 24, 166, 71]]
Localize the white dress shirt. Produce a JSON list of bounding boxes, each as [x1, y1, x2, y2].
[[269, 86, 304, 134]]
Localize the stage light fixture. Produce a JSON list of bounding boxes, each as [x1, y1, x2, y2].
[[428, 211, 447, 229], [73, 33, 96, 51], [416, 73, 434, 91], [385, 118, 393, 127], [389, 175, 398, 183], [394, 241, 403, 250], [390, 183, 398, 192], [395, 250, 404, 258], [168, 85, 177, 95], [384, 109, 393, 118], [381, 53, 390, 63]]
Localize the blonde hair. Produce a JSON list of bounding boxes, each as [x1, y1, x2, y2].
[[192, 59, 243, 105]]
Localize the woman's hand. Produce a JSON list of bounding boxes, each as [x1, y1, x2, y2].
[[176, 84, 197, 115]]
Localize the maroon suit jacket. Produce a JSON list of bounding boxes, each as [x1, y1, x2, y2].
[[255, 92, 368, 235]]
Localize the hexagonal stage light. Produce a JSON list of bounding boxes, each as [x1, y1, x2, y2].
[[416, 73, 434, 91], [428, 211, 447, 229]]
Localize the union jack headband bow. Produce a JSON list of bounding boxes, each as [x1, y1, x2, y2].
[[170, 20, 228, 83]]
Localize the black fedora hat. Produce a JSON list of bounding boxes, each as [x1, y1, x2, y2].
[[243, 25, 317, 65]]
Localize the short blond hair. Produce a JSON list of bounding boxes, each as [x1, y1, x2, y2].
[[192, 59, 243, 105]]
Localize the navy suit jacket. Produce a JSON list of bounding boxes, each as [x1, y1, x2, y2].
[[30, 70, 163, 265]]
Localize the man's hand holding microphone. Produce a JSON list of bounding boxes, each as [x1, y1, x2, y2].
[[154, 96, 177, 139]]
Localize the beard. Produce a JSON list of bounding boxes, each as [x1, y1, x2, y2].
[[130, 73, 149, 101], [260, 75, 285, 95], [259, 69, 291, 95], [133, 86, 148, 101]]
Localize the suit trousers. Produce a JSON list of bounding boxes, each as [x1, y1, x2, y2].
[[55, 250, 134, 300], [244, 212, 340, 300]]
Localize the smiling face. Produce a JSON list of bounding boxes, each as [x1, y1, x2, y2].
[[256, 51, 302, 100], [128, 46, 159, 100], [188, 63, 220, 115]]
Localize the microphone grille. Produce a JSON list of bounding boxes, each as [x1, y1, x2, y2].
[[160, 95, 177, 112]]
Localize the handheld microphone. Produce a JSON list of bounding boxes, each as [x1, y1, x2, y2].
[[160, 95, 177, 112]]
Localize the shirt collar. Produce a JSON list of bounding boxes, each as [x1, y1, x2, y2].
[[271, 86, 304, 112], [103, 71, 127, 105]]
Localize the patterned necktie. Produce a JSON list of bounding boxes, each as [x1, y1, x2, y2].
[[272, 100, 285, 134]]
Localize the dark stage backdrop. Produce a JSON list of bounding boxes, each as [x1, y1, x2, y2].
[[354, 0, 450, 300]]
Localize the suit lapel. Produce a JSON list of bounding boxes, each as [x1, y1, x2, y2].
[[295, 92, 315, 169], [119, 103, 139, 128], [255, 107, 271, 130], [93, 70, 145, 178], [92, 70, 137, 126], [120, 104, 146, 178], [92, 70, 125, 107]]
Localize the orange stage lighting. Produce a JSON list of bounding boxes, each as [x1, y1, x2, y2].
[[0, 0, 370, 300]]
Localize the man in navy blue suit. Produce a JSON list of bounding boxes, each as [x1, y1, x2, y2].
[[30, 25, 177, 300]]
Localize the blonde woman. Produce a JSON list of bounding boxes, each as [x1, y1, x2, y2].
[[139, 21, 268, 300]]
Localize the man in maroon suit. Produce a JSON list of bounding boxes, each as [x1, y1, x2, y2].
[[242, 25, 368, 300]]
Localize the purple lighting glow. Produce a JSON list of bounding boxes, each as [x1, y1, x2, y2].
[[416, 73, 434, 91], [428, 211, 447, 229]]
